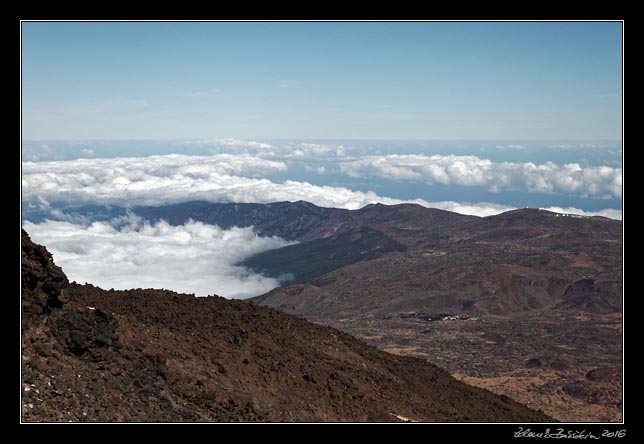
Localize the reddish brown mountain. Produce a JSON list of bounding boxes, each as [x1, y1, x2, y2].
[[251, 207, 622, 317], [249, 207, 622, 422]]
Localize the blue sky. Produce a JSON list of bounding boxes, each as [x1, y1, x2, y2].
[[22, 21, 622, 140]]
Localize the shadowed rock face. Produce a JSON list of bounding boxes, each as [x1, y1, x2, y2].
[[22, 229, 68, 321], [21, 230, 551, 423]]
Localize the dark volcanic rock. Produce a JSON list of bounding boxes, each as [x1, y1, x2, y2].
[[20, 230, 551, 423], [53, 307, 121, 361], [21, 229, 68, 321]]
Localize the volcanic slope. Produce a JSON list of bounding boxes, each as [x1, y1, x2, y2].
[[253, 208, 622, 318], [251, 207, 623, 422], [21, 229, 550, 422]]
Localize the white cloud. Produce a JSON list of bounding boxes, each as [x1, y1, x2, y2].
[[23, 218, 295, 299], [547, 142, 617, 149], [22, 154, 621, 220], [283, 142, 347, 158], [22, 163, 403, 211], [178, 139, 348, 159], [21, 154, 289, 213], [20, 154, 503, 213], [339, 154, 622, 199], [178, 139, 277, 156], [22, 153, 287, 201], [217, 139, 274, 149]]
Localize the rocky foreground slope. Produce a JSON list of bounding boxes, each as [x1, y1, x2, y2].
[[21, 229, 550, 422]]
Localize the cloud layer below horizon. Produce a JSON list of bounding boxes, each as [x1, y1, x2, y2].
[[22, 153, 622, 220], [340, 154, 622, 199], [24, 218, 295, 299]]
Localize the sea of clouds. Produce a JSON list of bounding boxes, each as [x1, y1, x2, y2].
[[22, 151, 622, 219], [339, 154, 621, 199], [24, 217, 296, 299]]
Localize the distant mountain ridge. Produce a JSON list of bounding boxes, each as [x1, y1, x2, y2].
[[23, 200, 344, 241], [135, 200, 345, 241], [25, 201, 623, 305]]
